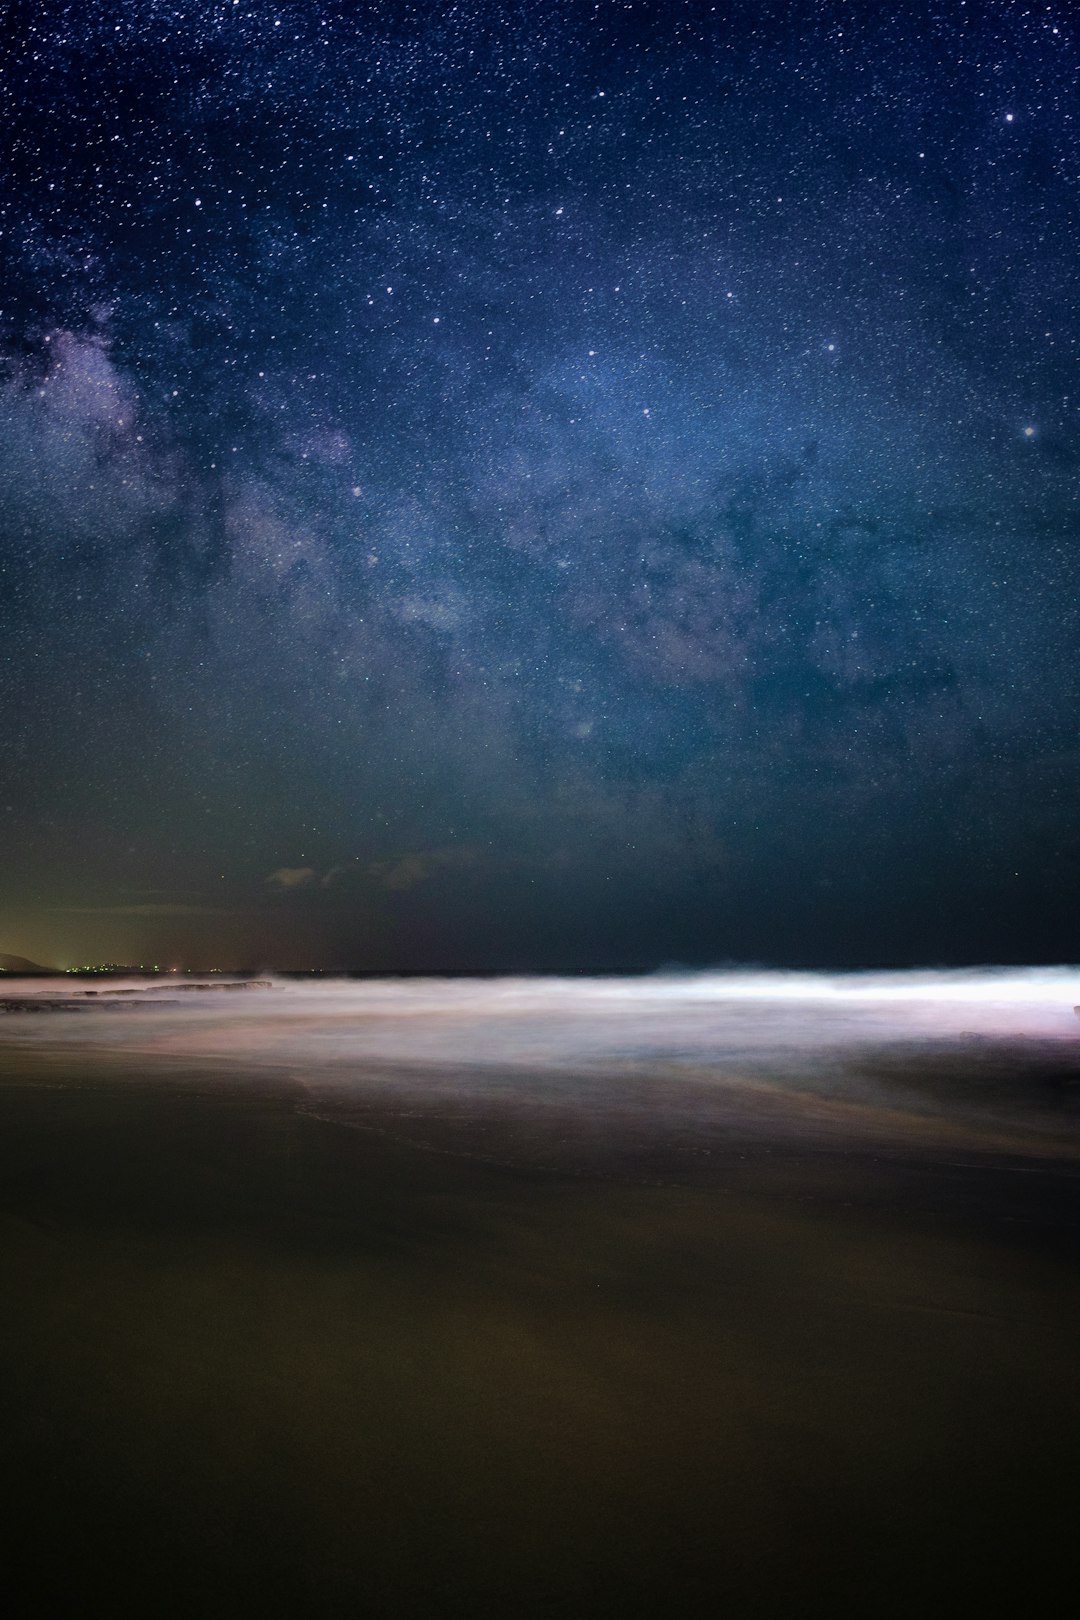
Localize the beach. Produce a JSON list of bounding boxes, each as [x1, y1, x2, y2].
[[1, 975, 1078, 1616]]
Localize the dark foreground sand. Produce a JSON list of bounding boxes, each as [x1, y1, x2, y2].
[[1, 979, 1079, 1617]]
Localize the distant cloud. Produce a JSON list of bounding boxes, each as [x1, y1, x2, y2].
[[370, 854, 429, 892], [320, 864, 352, 888], [369, 846, 479, 892], [49, 903, 224, 917], [266, 866, 317, 890], [266, 862, 359, 891]]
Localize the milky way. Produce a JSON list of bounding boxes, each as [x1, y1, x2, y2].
[[2, 1, 1078, 969]]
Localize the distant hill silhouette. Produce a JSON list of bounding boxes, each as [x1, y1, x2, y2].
[[0, 953, 57, 974]]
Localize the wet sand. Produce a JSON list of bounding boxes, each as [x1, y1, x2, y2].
[[1, 985, 1079, 1616]]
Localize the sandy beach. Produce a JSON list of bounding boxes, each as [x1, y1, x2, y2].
[[1, 974, 1078, 1616]]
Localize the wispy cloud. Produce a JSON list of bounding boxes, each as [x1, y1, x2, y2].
[[369, 846, 480, 892], [320, 864, 353, 889], [48, 903, 226, 917], [266, 867, 317, 891]]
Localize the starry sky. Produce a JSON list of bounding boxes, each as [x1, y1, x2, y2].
[[2, 0, 1078, 971]]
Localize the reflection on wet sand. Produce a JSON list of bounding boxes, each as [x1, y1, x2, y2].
[[1, 972, 1078, 1616]]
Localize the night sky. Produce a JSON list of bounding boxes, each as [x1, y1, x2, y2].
[[2, 0, 1078, 971]]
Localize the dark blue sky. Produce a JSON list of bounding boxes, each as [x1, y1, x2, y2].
[[2, 0, 1078, 969]]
